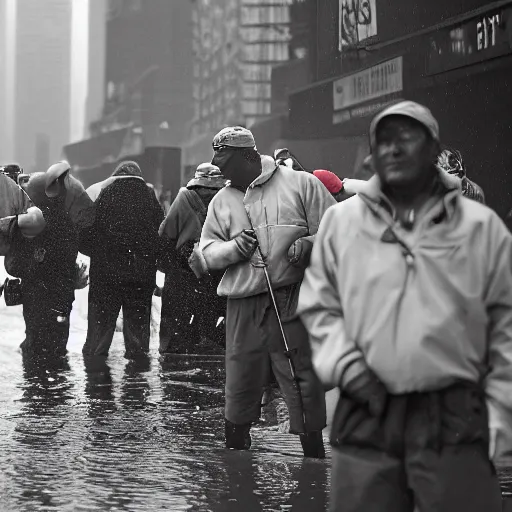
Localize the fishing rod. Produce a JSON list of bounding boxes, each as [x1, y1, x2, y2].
[[242, 224, 308, 432]]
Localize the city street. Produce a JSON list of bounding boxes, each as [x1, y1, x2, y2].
[[0, 259, 332, 511]]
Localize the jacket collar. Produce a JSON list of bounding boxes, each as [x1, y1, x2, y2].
[[359, 168, 462, 223], [249, 155, 279, 188]]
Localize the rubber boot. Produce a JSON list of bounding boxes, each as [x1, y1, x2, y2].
[[300, 431, 326, 458], [225, 419, 252, 450]]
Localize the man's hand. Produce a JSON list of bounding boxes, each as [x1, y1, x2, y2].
[[287, 237, 313, 267], [17, 206, 46, 239], [343, 368, 388, 417], [234, 229, 259, 260]]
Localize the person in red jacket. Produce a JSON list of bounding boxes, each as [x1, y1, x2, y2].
[[313, 169, 370, 202]]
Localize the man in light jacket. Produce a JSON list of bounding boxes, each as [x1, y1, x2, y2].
[[298, 101, 511, 511], [200, 126, 336, 457]]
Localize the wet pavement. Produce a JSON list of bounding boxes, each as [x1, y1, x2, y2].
[[0, 257, 511, 511], [0, 261, 329, 511]]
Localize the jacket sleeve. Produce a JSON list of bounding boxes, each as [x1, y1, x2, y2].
[[199, 194, 243, 271], [297, 206, 367, 391], [0, 173, 32, 217], [483, 214, 512, 459]]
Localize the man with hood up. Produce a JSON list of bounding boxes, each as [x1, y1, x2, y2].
[[4, 168, 80, 356], [158, 162, 227, 354], [82, 161, 164, 358], [298, 101, 510, 511], [199, 126, 336, 457]]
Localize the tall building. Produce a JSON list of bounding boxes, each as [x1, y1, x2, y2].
[[64, 0, 192, 199], [183, 0, 296, 178], [70, 0, 107, 144], [0, 0, 73, 170]]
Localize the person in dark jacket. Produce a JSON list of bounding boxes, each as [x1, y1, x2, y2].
[[5, 170, 79, 356], [82, 161, 164, 358], [158, 163, 227, 354]]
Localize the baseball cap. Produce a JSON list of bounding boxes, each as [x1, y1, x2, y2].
[[212, 126, 256, 150], [369, 100, 440, 148]]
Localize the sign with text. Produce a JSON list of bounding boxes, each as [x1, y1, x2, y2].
[[427, 6, 512, 75], [333, 56, 403, 112]]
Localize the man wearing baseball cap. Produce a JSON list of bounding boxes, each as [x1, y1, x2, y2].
[[298, 100, 511, 510], [200, 126, 336, 457]]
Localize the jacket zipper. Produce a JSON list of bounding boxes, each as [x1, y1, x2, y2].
[[393, 252, 414, 345]]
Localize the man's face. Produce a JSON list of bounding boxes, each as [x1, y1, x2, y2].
[[211, 147, 235, 173], [373, 115, 437, 190]]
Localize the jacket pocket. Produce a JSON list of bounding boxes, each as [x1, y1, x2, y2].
[[440, 382, 488, 446]]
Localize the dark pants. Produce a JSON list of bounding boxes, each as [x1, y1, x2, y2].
[[225, 293, 326, 434], [159, 270, 226, 353], [83, 280, 153, 357], [20, 297, 71, 357], [329, 382, 502, 512]]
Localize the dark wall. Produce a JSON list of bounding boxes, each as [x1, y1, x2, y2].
[[413, 62, 512, 221], [311, 0, 341, 80], [105, 0, 193, 144], [311, 0, 496, 82], [377, 0, 493, 42]]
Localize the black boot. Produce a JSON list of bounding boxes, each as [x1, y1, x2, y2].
[[225, 419, 252, 450], [300, 431, 325, 459]]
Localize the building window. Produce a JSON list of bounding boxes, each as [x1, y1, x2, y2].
[[243, 43, 289, 62], [243, 83, 272, 100], [241, 5, 290, 25]]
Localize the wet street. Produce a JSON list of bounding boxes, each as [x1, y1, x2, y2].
[[0, 261, 329, 511], [1, 260, 512, 511]]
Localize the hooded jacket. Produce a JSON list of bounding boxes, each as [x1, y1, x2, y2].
[[298, 171, 512, 458], [89, 174, 164, 285], [199, 155, 337, 298]]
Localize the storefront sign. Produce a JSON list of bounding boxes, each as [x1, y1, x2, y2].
[[332, 56, 403, 125], [427, 6, 512, 75]]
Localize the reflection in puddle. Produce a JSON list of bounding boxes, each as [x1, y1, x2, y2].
[[0, 340, 329, 511]]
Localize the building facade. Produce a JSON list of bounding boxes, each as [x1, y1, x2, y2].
[[274, 0, 512, 225], [183, 0, 298, 181], [65, 0, 193, 199]]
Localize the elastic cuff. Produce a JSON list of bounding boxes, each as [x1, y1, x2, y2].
[[340, 358, 370, 390]]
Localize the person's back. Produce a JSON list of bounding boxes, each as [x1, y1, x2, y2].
[[84, 161, 164, 359], [91, 178, 162, 285], [158, 163, 227, 354]]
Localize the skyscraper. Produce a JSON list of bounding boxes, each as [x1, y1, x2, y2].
[[0, 0, 103, 169]]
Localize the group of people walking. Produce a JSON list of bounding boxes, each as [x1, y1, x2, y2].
[[1, 99, 511, 511]]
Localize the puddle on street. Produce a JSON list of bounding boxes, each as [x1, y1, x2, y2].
[[0, 261, 510, 511], [0, 294, 329, 511]]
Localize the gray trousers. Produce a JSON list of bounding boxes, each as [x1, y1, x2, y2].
[[329, 382, 502, 511]]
